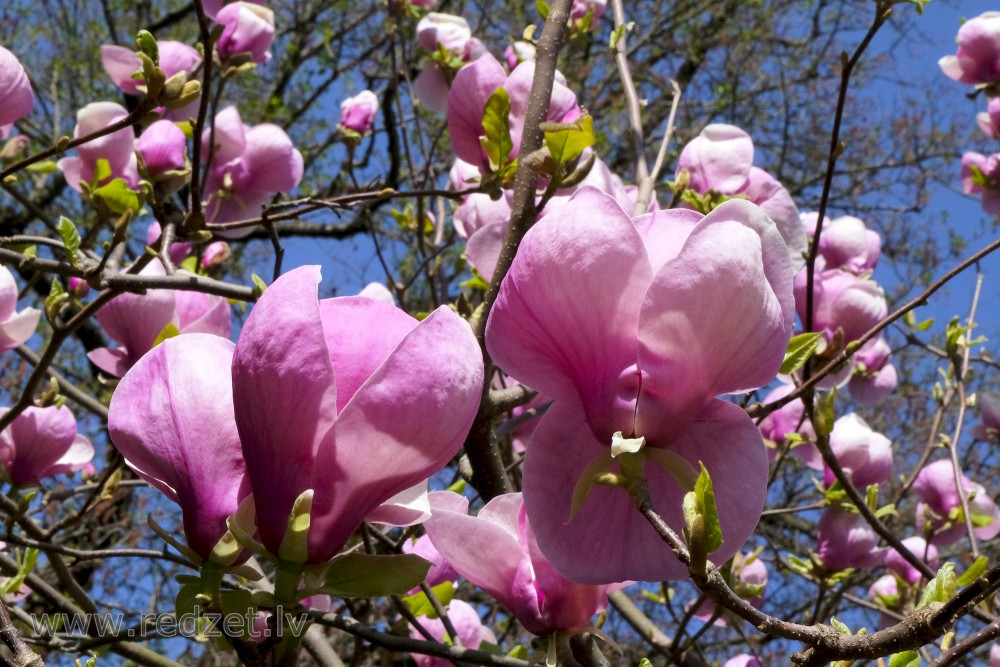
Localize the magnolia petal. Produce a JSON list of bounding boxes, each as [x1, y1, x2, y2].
[[108, 334, 244, 557], [447, 54, 507, 170], [486, 187, 651, 434], [0, 307, 39, 352], [676, 124, 753, 195], [307, 306, 483, 563], [465, 221, 506, 282], [636, 200, 792, 437], [2, 406, 78, 486], [100, 45, 143, 95], [43, 434, 95, 478], [745, 166, 807, 272], [232, 266, 339, 553], [366, 480, 431, 527], [241, 124, 304, 192]]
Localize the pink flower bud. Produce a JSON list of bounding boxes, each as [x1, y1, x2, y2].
[[979, 98, 1000, 138], [101, 41, 201, 96], [68, 277, 90, 299], [847, 336, 897, 404], [913, 459, 1000, 546], [939, 12, 1000, 85], [571, 0, 607, 24], [816, 508, 885, 572], [794, 268, 887, 344], [822, 413, 893, 489], [961, 151, 1000, 215], [408, 599, 495, 667], [0, 406, 94, 486], [0, 266, 40, 353], [0, 45, 34, 130], [137, 120, 188, 175], [216, 2, 275, 64], [885, 536, 937, 586], [339, 90, 379, 134], [200, 241, 231, 270]]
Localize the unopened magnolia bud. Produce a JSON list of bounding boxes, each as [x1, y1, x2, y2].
[[162, 80, 201, 110], [0, 136, 29, 162], [161, 72, 187, 100]]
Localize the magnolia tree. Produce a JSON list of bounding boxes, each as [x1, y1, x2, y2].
[[1, 0, 1000, 666]]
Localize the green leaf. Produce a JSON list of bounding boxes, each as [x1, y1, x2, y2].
[[58, 216, 81, 266], [93, 178, 143, 214], [536, 0, 549, 19], [609, 24, 625, 50], [779, 332, 823, 374], [507, 646, 528, 660], [830, 617, 850, 635], [0, 548, 38, 598], [956, 556, 988, 587], [916, 563, 956, 609], [542, 113, 595, 168], [888, 650, 920, 667], [136, 30, 159, 64], [92, 158, 112, 186], [319, 553, 431, 598], [637, 659, 653, 667], [683, 462, 723, 564], [251, 273, 268, 299], [480, 87, 513, 173], [813, 389, 836, 438], [401, 581, 454, 618]]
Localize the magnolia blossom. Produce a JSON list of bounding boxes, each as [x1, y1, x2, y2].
[[801, 213, 881, 275], [136, 120, 188, 175], [0, 266, 40, 353], [675, 124, 807, 269], [414, 65, 451, 114], [757, 382, 814, 463], [201, 0, 266, 19], [87, 262, 232, 377], [231, 266, 482, 563], [0, 45, 34, 136], [961, 151, 1000, 215], [448, 54, 580, 175], [408, 599, 496, 667], [724, 657, 762, 667], [913, 459, 1000, 546], [202, 106, 303, 232], [979, 98, 1000, 138], [821, 413, 893, 489], [793, 268, 887, 345], [972, 392, 1000, 440], [416, 13, 474, 56], [339, 90, 379, 135], [504, 41, 536, 70], [885, 536, 938, 586], [109, 267, 482, 563], [425, 491, 615, 635], [100, 41, 201, 97], [847, 337, 898, 404], [0, 406, 94, 487], [868, 575, 900, 630], [992, 644, 1000, 667], [815, 508, 884, 572], [215, 2, 275, 64], [571, 0, 606, 23], [939, 12, 1000, 85], [487, 189, 794, 583], [57, 102, 138, 191]]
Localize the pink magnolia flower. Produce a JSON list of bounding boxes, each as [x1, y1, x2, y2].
[[486, 189, 794, 583], [87, 262, 232, 377], [0, 406, 94, 487], [676, 124, 807, 269], [417, 13, 473, 56], [448, 54, 581, 175], [815, 508, 884, 572], [913, 459, 1000, 546], [202, 106, 303, 232], [962, 151, 1000, 215], [978, 98, 1000, 138], [802, 213, 881, 275], [821, 413, 893, 489], [793, 268, 887, 345], [339, 90, 379, 135], [868, 574, 900, 630], [425, 491, 615, 636], [201, 0, 266, 20], [414, 65, 451, 115], [504, 41, 536, 70], [215, 2, 275, 64], [847, 336, 897, 404], [137, 120, 188, 175], [68, 277, 90, 299], [885, 536, 938, 586], [0, 266, 40, 353], [408, 599, 496, 667], [972, 392, 1000, 440], [571, 0, 606, 24], [724, 656, 761, 667], [992, 644, 1000, 667], [0, 45, 34, 135], [109, 334, 246, 559], [366, 482, 431, 527], [57, 102, 138, 192], [757, 382, 814, 463], [100, 41, 201, 97], [939, 12, 1000, 85], [232, 266, 483, 563]]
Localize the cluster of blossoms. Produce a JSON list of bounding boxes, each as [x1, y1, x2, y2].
[[941, 12, 1000, 214]]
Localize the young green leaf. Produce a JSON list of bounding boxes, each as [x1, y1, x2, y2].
[[93, 178, 143, 214], [956, 556, 988, 587], [401, 581, 454, 618], [779, 332, 823, 374], [480, 87, 513, 173], [916, 563, 956, 609], [320, 553, 431, 598], [542, 113, 595, 168], [888, 650, 920, 667], [58, 216, 81, 266]]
